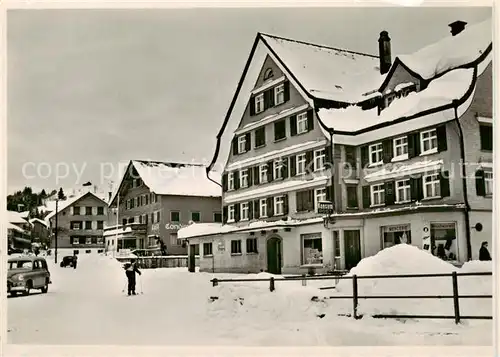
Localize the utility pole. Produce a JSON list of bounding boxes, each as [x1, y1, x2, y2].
[[54, 199, 59, 264]]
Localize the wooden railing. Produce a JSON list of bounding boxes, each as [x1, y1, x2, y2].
[[210, 271, 492, 324]]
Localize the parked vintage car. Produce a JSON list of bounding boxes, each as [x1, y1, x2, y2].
[[7, 256, 51, 297], [60, 255, 76, 268]]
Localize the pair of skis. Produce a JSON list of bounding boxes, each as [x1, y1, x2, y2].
[[121, 278, 144, 295]]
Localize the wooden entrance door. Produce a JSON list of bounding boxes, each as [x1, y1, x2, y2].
[[344, 230, 361, 270], [267, 237, 282, 274]]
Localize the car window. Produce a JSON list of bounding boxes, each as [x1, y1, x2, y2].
[[10, 261, 33, 269], [40, 260, 48, 269]]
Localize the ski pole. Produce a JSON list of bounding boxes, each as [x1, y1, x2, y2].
[[140, 276, 143, 294]]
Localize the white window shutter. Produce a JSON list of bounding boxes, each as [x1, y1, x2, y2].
[[70, 207, 74, 215], [92, 221, 97, 230], [93, 207, 97, 215]]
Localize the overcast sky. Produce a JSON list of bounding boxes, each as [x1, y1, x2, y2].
[[7, 6, 491, 194]]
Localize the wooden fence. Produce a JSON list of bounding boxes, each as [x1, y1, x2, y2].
[[116, 256, 200, 269], [210, 271, 492, 324]]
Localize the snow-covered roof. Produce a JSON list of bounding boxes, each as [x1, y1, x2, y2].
[[318, 67, 475, 133], [29, 218, 49, 227], [8, 211, 30, 225], [261, 34, 382, 103], [109, 160, 222, 206], [179, 203, 466, 239], [397, 18, 492, 80], [364, 159, 444, 183], [45, 192, 107, 221]]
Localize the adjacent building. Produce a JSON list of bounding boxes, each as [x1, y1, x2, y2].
[[46, 191, 109, 255], [8, 210, 32, 250], [105, 160, 222, 255], [179, 18, 492, 274]]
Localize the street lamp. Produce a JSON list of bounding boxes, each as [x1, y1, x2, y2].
[[54, 199, 59, 264]]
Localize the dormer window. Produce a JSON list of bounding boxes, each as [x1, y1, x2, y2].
[[263, 68, 274, 81], [255, 93, 264, 114], [275, 84, 285, 105]]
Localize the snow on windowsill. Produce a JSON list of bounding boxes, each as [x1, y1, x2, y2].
[[420, 196, 441, 201], [391, 154, 408, 162], [419, 148, 438, 156], [231, 253, 243, 256], [370, 204, 385, 208], [274, 137, 287, 143], [364, 159, 444, 183], [251, 76, 286, 95], [368, 162, 383, 168]]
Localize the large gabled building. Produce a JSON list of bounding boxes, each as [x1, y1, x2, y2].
[[180, 18, 492, 274]]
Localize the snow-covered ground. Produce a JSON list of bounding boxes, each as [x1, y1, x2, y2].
[[7, 246, 492, 346]]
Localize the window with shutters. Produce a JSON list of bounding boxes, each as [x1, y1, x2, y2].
[[97, 207, 104, 215], [296, 190, 312, 212], [191, 212, 201, 222], [275, 84, 285, 105], [484, 171, 493, 195], [228, 172, 234, 190], [255, 127, 266, 148], [241, 202, 249, 221], [274, 120, 286, 141], [393, 136, 408, 159], [297, 112, 308, 134], [420, 129, 438, 154], [274, 159, 283, 179], [246, 238, 258, 253], [259, 164, 268, 183], [315, 188, 327, 211], [71, 221, 81, 230], [260, 199, 267, 217], [85, 207, 92, 215], [274, 196, 284, 216], [314, 149, 326, 171], [240, 169, 249, 188], [255, 93, 264, 114], [228, 205, 235, 222], [213, 212, 222, 223], [480, 125, 493, 151], [395, 179, 411, 203], [346, 186, 358, 208], [231, 240, 242, 254], [369, 143, 383, 165], [423, 174, 441, 198], [73, 206, 80, 216], [156, 211, 161, 223], [85, 237, 92, 245], [238, 135, 247, 154], [371, 184, 385, 206], [139, 215, 143, 224], [296, 153, 306, 175], [97, 221, 104, 229], [85, 221, 92, 230]]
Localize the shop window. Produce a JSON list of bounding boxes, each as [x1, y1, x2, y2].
[[430, 222, 457, 261], [382, 224, 411, 249], [301, 233, 323, 265]]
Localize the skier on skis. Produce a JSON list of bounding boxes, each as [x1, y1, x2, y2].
[[124, 259, 141, 295]]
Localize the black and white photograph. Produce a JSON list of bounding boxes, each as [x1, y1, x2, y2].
[[3, 1, 495, 352]]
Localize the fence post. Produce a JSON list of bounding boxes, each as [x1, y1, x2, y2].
[[352, 275, 358, 319], [452, 271, 460, 324], [212, 278, 218, 287], [270, 277, 275, 292]]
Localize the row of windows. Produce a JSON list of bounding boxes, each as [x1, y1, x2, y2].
[[229, 238, 258, 255], [249, 80, 289, 116], [125, 192, 158, 210], [71, 236, 104, 245], [70, 221, 104, 230], [224, 195, 289, 223], [122, 211, 223, 226], [223, 147, 329, 192], [233, 109, 314, 155], [72, 206, 105, 216]]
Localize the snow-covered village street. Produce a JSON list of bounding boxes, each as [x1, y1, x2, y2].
[[7, 245, 492, 346]]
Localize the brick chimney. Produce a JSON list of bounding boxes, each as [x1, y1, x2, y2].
[[449, 20, 467, 36], [378, 31, 392, 75]]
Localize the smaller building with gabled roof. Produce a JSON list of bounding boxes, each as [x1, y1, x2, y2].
[[105, 160, 222, 256]]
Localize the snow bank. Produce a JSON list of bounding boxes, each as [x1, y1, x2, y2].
[[318, 68, 474, 133], [398, 18, 491, 79]]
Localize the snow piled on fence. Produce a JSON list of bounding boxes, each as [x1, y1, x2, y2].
[[209, 244, 492, 324]]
